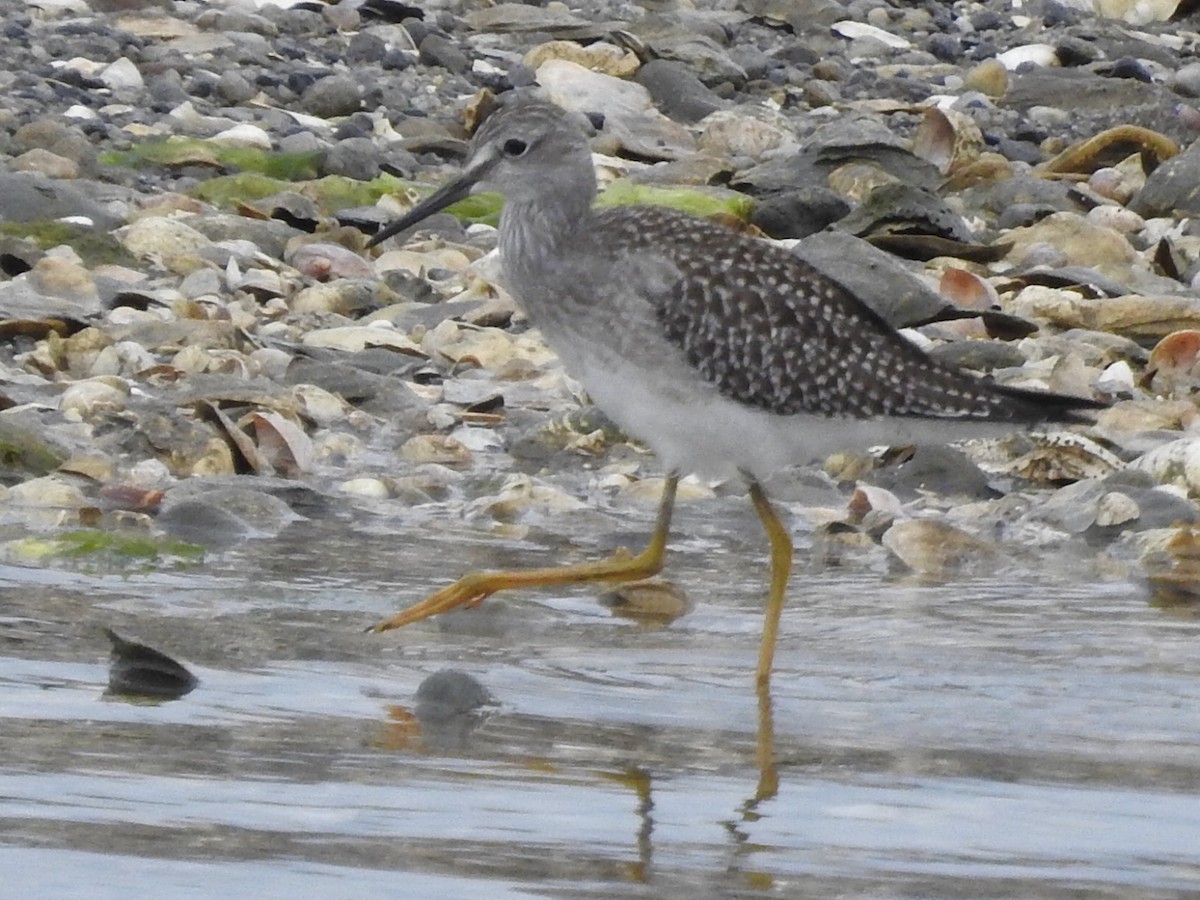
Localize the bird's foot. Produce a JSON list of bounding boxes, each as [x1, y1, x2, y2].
[[369, 573, 496, 633]]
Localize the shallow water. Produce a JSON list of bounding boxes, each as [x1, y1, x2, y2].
[[3, 497, 1200, 899]]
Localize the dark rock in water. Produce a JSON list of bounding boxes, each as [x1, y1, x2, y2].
[[415, 669, 492, 721], [414, 670, 494, 748], [156, 499, 254, 548], [104, 628, 198, 700]]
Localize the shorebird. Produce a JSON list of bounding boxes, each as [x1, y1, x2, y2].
[[365, 95, 1102, 686]]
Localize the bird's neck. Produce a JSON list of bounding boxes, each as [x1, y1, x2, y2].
[[498, 183, 595, 281]]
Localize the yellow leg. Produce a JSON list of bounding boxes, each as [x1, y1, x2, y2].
[[747, 479, 793, 688], [753, 678, 780, 803], [370, 474, 680, 633]]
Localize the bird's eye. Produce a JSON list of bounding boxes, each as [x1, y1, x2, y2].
[[502, 138, 528, 157]]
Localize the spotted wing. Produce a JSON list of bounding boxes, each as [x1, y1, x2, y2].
[[595, 205, 1098, 423]]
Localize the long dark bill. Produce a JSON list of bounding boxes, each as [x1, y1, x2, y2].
[[365, 167, 484, 249]]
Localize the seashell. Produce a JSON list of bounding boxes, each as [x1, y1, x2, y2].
[[600, 579, 691, 627], [428, 324, 554, 369], [339, 477, 391, 499], [400, 434, 473, 467], [1006, 432, 1123, 484], [1148, 329, 1200, 377], [847, 484, 903, 523], [301, 324, 425, 355], [249, 411, 314, 477], [233, 268, 287, 300], [104, 628, 198, 699], [292, 383, 349, 425], [1095, 491, 1140, 528], [831, 20, 912, 50], [939, 267, 999, 309], [59, 377, 129, 419], [912, 107, 984, 176], [210, 123, 272, 149], [996, 44, 1059, 70], [1130, 438, 1200, 495], [288, 242, 374, 281]]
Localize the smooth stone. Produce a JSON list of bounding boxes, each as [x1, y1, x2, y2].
[[634, 58, 725, 123], [0, 172, 122, 229], [322, 136, 381, 180], [100, 57, 144, 92], [881, 519, 997, 575], [791, 231, 948, 329], [418, 33, 470, 74], [750, 187, 850, 239], [10, 148, 79, 179], [1129, 139, 1200, 218], [300, 74, 362, 118], [1004, 212, 1136, 280], [867, 445, 994, 500]]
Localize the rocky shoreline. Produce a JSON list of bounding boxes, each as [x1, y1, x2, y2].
[[3, 0, 1200, 598]]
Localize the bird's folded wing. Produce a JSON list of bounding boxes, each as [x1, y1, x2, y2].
[[596, 205, 1100, 424]]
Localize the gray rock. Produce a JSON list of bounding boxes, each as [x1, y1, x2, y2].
[[322, 136, 382, 180], [418, 33, 470, 74], [146, 69, 189, 104], [185, 214, 302, 260], [866, 445, 994, 500], [734, 114, 942, 195], [278, 130, 326, 157], [415, 669, 493, 721], [927, 340, 1028, 373], [635, 58, 725, 123], [0, 172, 122, 230], [961, 174, 1074, 221], [1172, 62, 1200, 99], [347, 31, 387, 65], [300, 74, 363, 118], [750, 186, 850, 239], [216, 69, 256, 104], [1006, 68, 1191, 143], [792, 231, 948, 329], [1129, 138, 1200, 218], [837, 182, 977, 243], [0, 278, 103, 321]]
